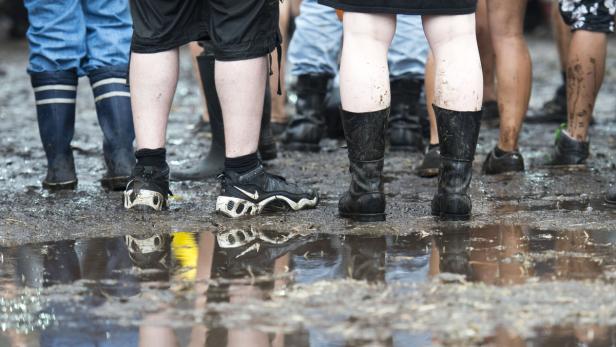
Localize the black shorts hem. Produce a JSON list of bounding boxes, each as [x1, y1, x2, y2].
[[214, 37, 279, 61], [570, 26, 614, 34], [318, 0, 476, 15], [131, 30, 209, 54]]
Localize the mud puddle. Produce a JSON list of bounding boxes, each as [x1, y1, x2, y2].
[[1, 225, 616, 346]]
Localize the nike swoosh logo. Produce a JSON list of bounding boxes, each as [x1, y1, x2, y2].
[[235, 186, 259, 200]]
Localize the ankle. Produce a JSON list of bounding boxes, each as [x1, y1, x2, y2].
[[225, 152, 260, 174]]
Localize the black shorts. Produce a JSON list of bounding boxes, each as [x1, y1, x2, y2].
[[130, 0, 281, 61], [559, 0, 615, 33], [318, 0, 477, 15]]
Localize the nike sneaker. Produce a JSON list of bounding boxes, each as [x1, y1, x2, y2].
[[124, 163, 172, 211], [215, 164, 318, 218]]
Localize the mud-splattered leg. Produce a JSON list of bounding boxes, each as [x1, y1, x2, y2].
[[566, 31, 607, 142]]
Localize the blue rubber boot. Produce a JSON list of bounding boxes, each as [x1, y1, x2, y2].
[[31, 70, 78, 190], [88, 66, 135, 190]]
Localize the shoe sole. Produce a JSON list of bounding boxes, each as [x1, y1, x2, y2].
[[605, 198, 616, 206], [339, 212, 386, 222], [216, 195, 318, 218], [416, 168, 439, 178], [101, 176, 130, 191], [43, 179, 78, 190], [282, 142, 320, 152], [124, 189, 167, 211], [431, 209, 470, 221]]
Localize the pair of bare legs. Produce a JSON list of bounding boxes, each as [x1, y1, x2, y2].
[[340, 13, 481, 114], [130, 50, 266, 158]]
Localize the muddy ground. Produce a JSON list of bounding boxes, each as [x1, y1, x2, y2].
[[1, 29, 616, 346]]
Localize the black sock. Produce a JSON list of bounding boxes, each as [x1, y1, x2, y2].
[[136, 148, 167, 167], [428, 143, 439, 150], [225, 152, 260, 174], [494, 146, 511, 157]]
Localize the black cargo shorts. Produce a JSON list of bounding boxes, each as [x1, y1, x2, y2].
[[130, 0, 282, 61]]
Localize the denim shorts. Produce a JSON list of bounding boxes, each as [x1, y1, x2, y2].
[[130, 0, 281, 61], [560, 0, 615, 33]]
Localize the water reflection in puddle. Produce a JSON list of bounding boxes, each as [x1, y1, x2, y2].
[[1, 224, 615, 346]]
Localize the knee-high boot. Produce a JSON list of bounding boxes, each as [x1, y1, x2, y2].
[[338, 108, 388, 222], [431, 106, 482, 220]]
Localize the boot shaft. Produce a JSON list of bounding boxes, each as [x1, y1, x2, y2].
[[433, 105, 482, 162], [390, 76, 422, 123], [341, 108, 389, 162], [294, 74, 332, 124]]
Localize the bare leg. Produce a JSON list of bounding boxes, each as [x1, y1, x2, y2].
[[339, 13, 396, 112], [488, 0, 531, 152], [552, 0, 571, 73], [216, 57, 268, 158], [189, 42, 210, 123], [422, 15, 482, 111], [476, 0, 497, 103], [130, 50, 179, 150], [425, 51, 438, 145], [270, 0, 291, 124], [566, 31, 607, 141]]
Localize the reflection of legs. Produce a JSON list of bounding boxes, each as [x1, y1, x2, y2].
[[337, 13, 395, 222], [423, 14, 483, 221]]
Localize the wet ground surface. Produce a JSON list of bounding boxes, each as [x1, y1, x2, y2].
[[1, 30, 616, 346]]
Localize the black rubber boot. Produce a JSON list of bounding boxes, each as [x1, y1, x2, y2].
[[544, 127, 589, 167], [282, 74, 332, 151], [259, 81, 277, 161], [338, 108, 388, 222], [88, 65, 135, 191], [31, 70, 78, 190], [431, 106, 482, 221], [389, 75, 423, 152], [171, 48, 225, 181]]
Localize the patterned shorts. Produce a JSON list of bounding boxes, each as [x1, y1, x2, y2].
[[559, 0, 616, 33]]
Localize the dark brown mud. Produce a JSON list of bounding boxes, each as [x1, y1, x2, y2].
[[1, 32, 616, 346]]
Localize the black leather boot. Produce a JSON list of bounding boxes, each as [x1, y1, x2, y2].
[[88, 65, 135, 191], [338, 108, 388, 222], [388, 75, 423, 152], [258, 82, 277, 161], [31, 70, 78, 190], [171, 48, 225, 181], [282, 74, 331, 152], [431, 106, 482, 221]]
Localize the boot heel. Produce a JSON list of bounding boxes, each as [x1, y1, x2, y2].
[[438, 213, 470, 221]]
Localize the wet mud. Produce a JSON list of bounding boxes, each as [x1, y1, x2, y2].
[[1, 33, 616, 346]]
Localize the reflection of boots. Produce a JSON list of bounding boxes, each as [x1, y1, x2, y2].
[[31, 70, 78, 190], [88, 66, 135, 190], [388, 75, 423, 152], [431, 106, 482, 221], [338, 108, 388, 222], [258, 82, 277, 161], [282, 74, 331, 152], [434, 228, 471, 276], [172, 48, 225, 181]]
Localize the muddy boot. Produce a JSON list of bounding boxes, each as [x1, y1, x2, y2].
[[282, 74, 331, 152], [172, 49, 225, 181], [482, 146, 524, 175], [431, 106, 482, 221], [259, 82, 277, 161], [526, 83, 567, 123], [338, 108, 388, 222], [416, 144, 440, 178], [388, 76, 423, 152], [31, 70, 78, 190], [88, 66, 135, 191], [544, 127, 589, 167]]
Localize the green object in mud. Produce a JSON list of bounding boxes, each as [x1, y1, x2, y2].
[[554, 123, 567, 142]]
